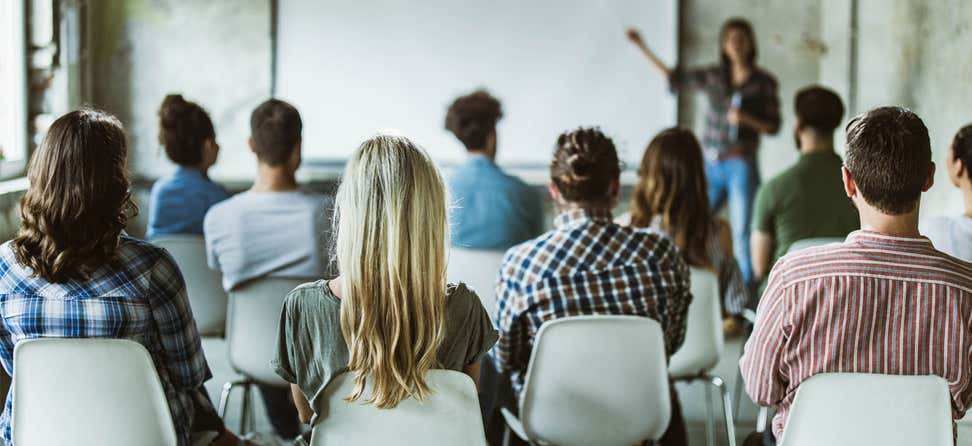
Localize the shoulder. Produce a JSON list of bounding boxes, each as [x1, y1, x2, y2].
[[117, 235, 178, 276], [283, 279, 334, 313], [119, 235, 170, 262], [753, 67, 779, 88], [204, 193, 246, 226], [445, 282, 481, 314]]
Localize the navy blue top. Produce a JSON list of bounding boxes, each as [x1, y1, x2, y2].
[[147, 167, 229, 239]]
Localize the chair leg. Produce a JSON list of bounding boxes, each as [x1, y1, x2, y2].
[[733, 365, 744, 420], [240, 382, 252, 435], [710, 375, 737, 446], [218, 380, 245, 418], [704, 381, 715, 446]]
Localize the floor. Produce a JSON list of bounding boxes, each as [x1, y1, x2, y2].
[[202, 336, 972, 446]]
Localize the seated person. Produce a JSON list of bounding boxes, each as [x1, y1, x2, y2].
[[921, 124, 972, 260], [204, 99, 331, 441], [272, 134, 497, 424], [492, 127, 693, 445], [444, 90, 544, 249], [741, 107, 972, 442], [147, 94, 228, 239], [620, 128, 750, 336], [750, 85, 858, 287], [0, 109, 237, 446]]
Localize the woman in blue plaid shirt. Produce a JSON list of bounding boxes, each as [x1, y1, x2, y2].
[[0, 110, 237, 446]]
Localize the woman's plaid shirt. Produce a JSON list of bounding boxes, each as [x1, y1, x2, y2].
[[492, 208, 693, 393], [0, 236, 214, 446]]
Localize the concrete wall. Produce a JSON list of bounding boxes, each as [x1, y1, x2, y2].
[[84, 0, 972, 216], [88, 0, 271, 181]]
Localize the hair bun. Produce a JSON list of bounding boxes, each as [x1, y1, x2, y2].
[[159, 94, 188, 126], [567, 153, 594, 179]]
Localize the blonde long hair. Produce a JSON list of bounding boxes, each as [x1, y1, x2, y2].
[[335, 134, 448, 408]]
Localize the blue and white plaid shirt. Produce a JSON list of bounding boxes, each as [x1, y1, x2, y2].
[[0, 236, 215, 446], [492, 208, 693, 394]]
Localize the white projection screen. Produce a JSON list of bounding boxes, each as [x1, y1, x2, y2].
[[276, 0, 678, 169]]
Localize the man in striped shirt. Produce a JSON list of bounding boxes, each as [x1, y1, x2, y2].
[[741, 106, 972, 442]]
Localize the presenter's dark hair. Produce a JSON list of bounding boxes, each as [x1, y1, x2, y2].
[[550, 127, 620, 204], [719, 17, 757, 68], [794, 86, 844, 134], [158, 94, 215, 166], [444, 90, 503, 151], [251, 99, 302, 166], [952, 124, 972, 183]]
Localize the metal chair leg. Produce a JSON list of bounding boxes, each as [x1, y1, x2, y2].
[[711, 375, 737, 446], [704, 380, 715, 446], [240, 382, 252, 435], [218, 380, 246, 418]]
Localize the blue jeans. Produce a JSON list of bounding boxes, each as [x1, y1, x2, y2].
[[706, 157, 760, 283]]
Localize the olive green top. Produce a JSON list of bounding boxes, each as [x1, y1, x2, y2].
[[271, 280, 497, 424]]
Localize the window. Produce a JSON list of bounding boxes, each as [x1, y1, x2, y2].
[[0, 1, 28, 178]]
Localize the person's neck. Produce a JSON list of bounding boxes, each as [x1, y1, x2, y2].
[[799, 135, 834, 155], [251, 164, 298, 192], [961, 183, 972, 218], [467, 148, 495, 161], [858, 203, 921, 238], [730, 62, 753, 84]]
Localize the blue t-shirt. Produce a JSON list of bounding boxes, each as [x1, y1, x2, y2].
[[147, 167, 229, 239], [447, 156, 544, 250]]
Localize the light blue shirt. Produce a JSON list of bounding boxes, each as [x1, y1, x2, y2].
[[147, 167, 229, 239], [447, 155, 544, 250], [203, 190, 334, 291]]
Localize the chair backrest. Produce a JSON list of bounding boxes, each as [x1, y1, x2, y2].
[[668, 268, 723, 377], [781, 373, 952, 446], [518, 315, 671, 446], [13, 338, 177, 446], [152, 235, 228, 336], [227, 277, 313, 386], [787, 237, 845, 254], [446, 247, 506, 318], [311, 370, 486, 445]]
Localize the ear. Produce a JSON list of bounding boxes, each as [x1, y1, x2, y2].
[[609, 177, 621, 200], [923, 161, 936, 192], [248, 137, 256, 154], [841, 166, 856, 198], [547, 181, 561, 202]]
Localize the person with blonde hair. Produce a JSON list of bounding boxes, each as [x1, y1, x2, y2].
[[272, 134, 497, 425]]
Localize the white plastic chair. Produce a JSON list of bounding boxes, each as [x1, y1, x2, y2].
[[447, 247, 506, 318], [311, 370, 487, 445], [780, 373, 952, 446], [669, 268, 735, 446], [218, 276, 313, 434], [152, 235, 228, 337], [501, 315, 671, 446], [12, 338, 177, 446]]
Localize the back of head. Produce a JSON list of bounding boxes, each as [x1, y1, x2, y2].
[[157, 94, 215, 166], [631, 128, 711, 266], [550, 127, 620, 205], [952, 124, 972, 183], [844, 106, 931, 214], [335, 134, 447, 408], [444, 90, 503, 151], [250, 99, 302, 166], [13, 109, 136, 283], [795, 86, 844, 134]]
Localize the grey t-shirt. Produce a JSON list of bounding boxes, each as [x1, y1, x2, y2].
[[203, 190, 333, 290], [271, 280, 498, 424]]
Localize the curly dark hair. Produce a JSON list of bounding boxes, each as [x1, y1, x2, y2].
[[550, 127, 620, 204], [12, 109, 137, 283], [158, 94, 215, 166], [444, 90, 503, 151]]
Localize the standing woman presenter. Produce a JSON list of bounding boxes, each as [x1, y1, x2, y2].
[[627, 18, 780, 284]]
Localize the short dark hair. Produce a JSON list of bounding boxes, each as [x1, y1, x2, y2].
[[444, 90, 503, 151], [550, 127, 620, 204], [844, 106, 931, 215], [794, 86, 844, 134], [250, 99, 302, 166], [158, 94, 215, 166]]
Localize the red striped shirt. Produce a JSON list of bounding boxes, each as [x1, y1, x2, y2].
[[740, 230, 972, 439]]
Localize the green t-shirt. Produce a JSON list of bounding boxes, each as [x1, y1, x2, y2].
[[752, 151, 859, 268], [271, 280, 498, 425]]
